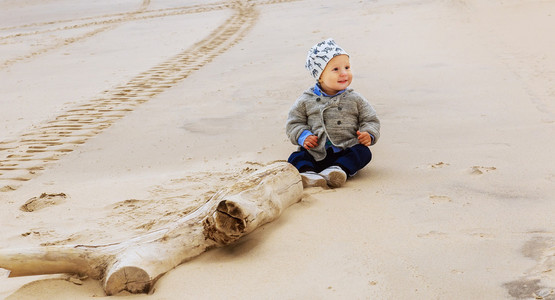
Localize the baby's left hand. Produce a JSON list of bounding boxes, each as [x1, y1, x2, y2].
[[357, 131, 372, 146]]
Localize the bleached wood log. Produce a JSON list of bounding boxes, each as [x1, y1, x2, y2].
[[0, 162, 302, 295]]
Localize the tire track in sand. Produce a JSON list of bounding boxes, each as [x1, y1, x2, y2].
[[0, 0, 296, 70], [0, 0, 290, 38], [0, 0, 152, 70], [0, 1, 260, 190], [0, 2, 227, 36]]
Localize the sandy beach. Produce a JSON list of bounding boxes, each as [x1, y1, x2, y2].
[[1, 0, 554, 299]]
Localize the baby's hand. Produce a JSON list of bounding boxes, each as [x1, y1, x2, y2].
[[357, 131, 372, 146], [303, 135, 318, 150]]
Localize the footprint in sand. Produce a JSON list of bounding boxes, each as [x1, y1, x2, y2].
[[429, 161, 449, 169], [0, 185, 18, 192], [429, 194, 452, 204], [19, 193, 67, 212], [470, 166, 496, 175]]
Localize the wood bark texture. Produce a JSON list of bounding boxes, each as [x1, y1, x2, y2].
[[0, 162, 302, 295]]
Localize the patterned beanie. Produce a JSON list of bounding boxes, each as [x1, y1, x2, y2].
[[305, 38, 349, 80]]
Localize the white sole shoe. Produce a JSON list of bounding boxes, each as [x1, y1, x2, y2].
[[319, 166, 347, 188], [300, 171, 327, 188]]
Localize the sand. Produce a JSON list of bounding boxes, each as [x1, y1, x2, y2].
[[1, 0, 554, 299]]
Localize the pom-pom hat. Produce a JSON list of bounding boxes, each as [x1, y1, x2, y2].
[[305, 38, 349, 80]]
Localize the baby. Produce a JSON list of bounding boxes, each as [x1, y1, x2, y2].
[[286, 38, 380, 188]]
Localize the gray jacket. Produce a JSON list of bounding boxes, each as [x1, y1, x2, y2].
[[286, 87, 380, 161]]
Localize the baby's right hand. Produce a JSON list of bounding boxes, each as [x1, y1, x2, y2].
[[303, 135, 318, 150]]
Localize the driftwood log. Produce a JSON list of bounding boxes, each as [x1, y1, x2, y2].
[[0, 162, 302, 295]]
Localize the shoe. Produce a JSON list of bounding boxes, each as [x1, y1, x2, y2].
[[319, 166, 347, 188], [300, 171, 327, 188]]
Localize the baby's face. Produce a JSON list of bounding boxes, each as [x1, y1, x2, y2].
[[319, 54, 352, 95]]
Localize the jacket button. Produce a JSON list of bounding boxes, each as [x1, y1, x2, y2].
[[316, 97, 321, 102], [338, 107, 342, 110], [337, 120, 342, 125]]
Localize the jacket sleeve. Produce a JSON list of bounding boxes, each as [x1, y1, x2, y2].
[[356, 94, 381, 145], [286, 97, 311, 145]]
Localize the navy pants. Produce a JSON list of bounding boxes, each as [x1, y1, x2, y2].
[[287, 144, 372, 176]]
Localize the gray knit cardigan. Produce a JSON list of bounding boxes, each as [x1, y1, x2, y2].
[[286, 87, 380, 161]]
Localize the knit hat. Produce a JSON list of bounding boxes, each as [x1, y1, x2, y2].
[[305, 38, 349, 80]]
